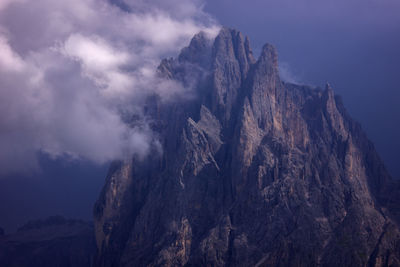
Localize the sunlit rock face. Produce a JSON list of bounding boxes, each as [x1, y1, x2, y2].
[[94, 28, 400, 267]]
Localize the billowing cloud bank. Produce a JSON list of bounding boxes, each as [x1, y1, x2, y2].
[[0, 0, 219, 173]]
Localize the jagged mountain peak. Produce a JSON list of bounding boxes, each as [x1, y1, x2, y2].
[[257, 42, 279, 74], [325, 81, 333, 91], [178, 31, 212, 67], [94, 28, 400, 267]]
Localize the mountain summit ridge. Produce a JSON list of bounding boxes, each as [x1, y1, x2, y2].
[[93, 27, 400, 266]]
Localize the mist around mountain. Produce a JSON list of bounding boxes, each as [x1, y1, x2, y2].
[[1, 24, 400, 267]]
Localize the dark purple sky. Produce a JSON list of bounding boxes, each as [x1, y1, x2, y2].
[[0, 0, 399, 232], [204, 0, 400, 178]]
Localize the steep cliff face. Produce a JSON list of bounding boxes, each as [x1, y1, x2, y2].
[[93, 28, 400, 266]]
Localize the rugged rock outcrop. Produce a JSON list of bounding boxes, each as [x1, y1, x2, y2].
[[0, 216, 96, 267], [93, 28, 400, 266]]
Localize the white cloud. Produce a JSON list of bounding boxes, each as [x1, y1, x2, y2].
[[0, 0, 219, 174], [61, 34, 133, 96], [0, 35, 25, 72], [63, 34, 130, 71], [279, 62, 302, 84]]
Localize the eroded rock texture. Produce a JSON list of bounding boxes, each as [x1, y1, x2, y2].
[[94, 28, 400, 267]]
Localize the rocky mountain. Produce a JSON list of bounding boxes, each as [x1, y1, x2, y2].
[[0, 216, 96, 267], [92, 28, 400, 266]]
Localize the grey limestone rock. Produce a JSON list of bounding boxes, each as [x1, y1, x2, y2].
[[93, 28, 400, 267]]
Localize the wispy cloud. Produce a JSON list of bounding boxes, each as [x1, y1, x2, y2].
[[278, 62, 303, 85], [0, 0, 219, 174]]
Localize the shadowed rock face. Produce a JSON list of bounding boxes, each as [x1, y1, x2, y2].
[[93, 28, 400, 266]]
